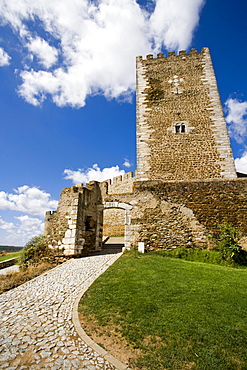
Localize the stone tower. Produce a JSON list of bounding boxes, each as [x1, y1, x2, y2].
[[136, 47, 236, 182]]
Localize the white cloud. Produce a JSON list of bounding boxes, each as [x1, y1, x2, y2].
[[123, 158, 132, 168], [0, 217, 15, 233], [0, 0, 205, 107], [0, 47, 11, 66], [15, 215, 44, 235], [235, 152, 247, 175], [64, 163, 125, 184], [26, 36, 58, 69], [0, 215, 44, 246], [149, 0, 205, 51], [225, 98, 247, 144], [0, 186, 58, 217]]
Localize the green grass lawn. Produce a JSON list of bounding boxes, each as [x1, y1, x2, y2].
[[0, 251, 21, 262], [79, 251, 247, 370]]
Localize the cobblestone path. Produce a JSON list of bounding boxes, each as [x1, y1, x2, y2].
[[0, 252, 123, 370]]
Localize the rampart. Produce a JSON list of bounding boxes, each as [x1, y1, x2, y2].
[[132, 178, 247, 250], [45, 177, 247, 254], [100, 172, 134, 195]]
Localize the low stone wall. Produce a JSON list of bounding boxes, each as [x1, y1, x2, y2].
[[0, 258, 18, 270]]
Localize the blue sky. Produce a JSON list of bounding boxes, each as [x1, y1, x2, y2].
[[0, 0, 246, 246]]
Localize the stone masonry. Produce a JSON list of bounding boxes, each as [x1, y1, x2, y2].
[[45, 48, 247, 255], [136, 48, 236, 181]]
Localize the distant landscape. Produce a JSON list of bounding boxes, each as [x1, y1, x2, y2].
[[0, 246, 23, 253]]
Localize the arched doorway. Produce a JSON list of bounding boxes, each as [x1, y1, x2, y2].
[[95, 202, 132, 251]]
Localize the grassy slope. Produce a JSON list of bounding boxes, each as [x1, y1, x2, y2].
[[0, 251, 21, 262], [79, 251, 247, 370]]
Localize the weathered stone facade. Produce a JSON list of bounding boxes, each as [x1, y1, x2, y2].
[[45, 48, 247, 255], [136, 48, 236, 181], [44, 182, 102, 256]]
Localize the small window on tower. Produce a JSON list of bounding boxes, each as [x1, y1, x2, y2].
[[175, 124, 186, 133]]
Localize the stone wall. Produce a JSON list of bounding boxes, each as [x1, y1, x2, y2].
[[45, 182, 102, 255], [136, 48, 236, 181], [100, 172, 134, 195], [102, 191, 210, 250], [45, 178, 247, 254], [103, 208, 125, 237], [132, 179, 247, 250]]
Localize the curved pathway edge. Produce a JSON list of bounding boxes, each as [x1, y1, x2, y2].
[[72, 253, 131, 370]]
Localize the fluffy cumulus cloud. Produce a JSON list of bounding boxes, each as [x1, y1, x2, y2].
[[0, 218, 15, 233], [225, 98, 247, 144], [26, 36, 58, 69], [0, 215, 44, 246], [64, 163, 125, 184], [149, 0, 205, 52], [0, 46, 11, 66], [0, 186, 58, 217], [0, 186, 57, 245], [15, 215, 44, 236], [0, 0, 205, 107]]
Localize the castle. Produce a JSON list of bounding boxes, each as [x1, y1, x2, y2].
[[44, 47, 247, 256]]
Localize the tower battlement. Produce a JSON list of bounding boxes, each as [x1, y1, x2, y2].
[[136, 47, 210, 62], [99, 171, 134, 195]]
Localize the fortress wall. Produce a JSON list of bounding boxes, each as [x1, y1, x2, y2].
[[45, 182, 102, 255], [100, 172, 134, 195], [133, 179, 247, 250], [45, 178, 247, 254], [45, 186, 83, 254]]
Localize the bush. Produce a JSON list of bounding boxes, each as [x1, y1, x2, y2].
[[19, 235, 48, 268], [154, 247, 228, 266], [215, 223, 247, 265], [19, 235, 67, 269]]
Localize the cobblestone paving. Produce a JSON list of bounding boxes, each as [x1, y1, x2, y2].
[[0, 252, 122, 370]]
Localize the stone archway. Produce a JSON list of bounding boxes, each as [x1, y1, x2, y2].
[[95, 202, 132, 251]]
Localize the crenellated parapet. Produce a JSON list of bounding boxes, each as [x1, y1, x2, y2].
[[136, 48, 206, 62], [99, 171, 135, 196]]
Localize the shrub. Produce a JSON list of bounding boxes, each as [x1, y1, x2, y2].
[[154, 247, 228, 266], [19, 235, 48, 268], [215, 223, 247, 265]]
